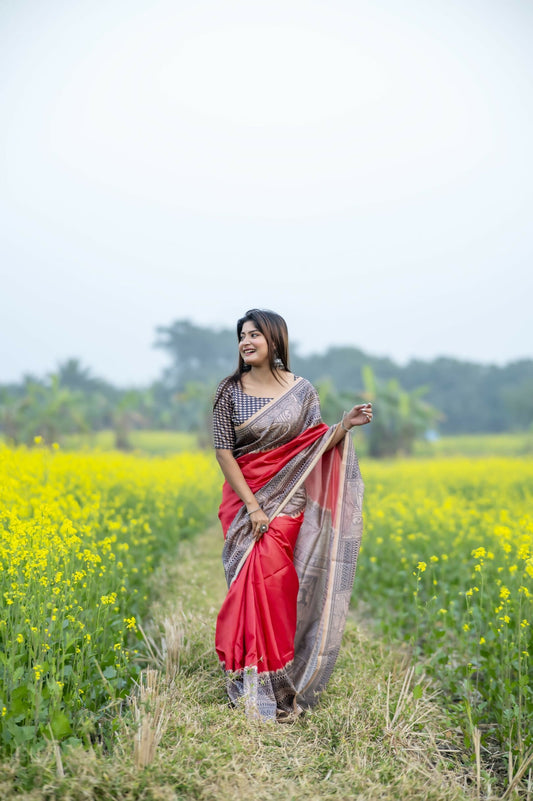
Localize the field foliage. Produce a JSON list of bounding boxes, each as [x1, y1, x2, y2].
[[60, 430, 199, 454], [2, 437, 532, 796], [357, 457, 533, 769], [0, 444, 220, 753], [413, 431, 533, 458]]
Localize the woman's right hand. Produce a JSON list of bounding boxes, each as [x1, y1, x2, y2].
[[249, 508, 270, 541]]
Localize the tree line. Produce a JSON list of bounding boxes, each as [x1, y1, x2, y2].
[[1, 319, 531, 455]]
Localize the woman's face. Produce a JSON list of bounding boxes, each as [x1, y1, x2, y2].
[[239, 320, 270, 369]]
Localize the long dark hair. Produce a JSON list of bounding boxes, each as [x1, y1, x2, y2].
[[214, 309, 290, 408], [234, 309, 289, 380]]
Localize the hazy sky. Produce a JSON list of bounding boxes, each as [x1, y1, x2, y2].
[[1, 0, 532, 385]]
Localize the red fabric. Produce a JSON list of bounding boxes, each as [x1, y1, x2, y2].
[[217, 423, 329, 535], [304, 445, 342, 526], [215, 512, 303, 673], [215, 422, 335, 675]]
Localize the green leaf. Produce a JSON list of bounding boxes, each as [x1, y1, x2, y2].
[[63, 736, 83, 749], [413, 684, 423, 700], [50, 711, 72, 739], [7, 722, 35, 744], [103, 666, 117, 679], [10, 685, 30, 715], [12, 666, 25, 685]]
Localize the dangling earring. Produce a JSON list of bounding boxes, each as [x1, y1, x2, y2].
[[273, 353, 284, 369]]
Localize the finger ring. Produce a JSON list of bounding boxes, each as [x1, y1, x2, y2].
[[260, 524, 268, 533]]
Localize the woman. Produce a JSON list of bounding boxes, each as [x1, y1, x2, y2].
[[213, 309, 371, 721]]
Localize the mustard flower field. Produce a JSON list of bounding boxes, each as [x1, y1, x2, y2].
[[0, 444, 220, 753], [1, 442, 532, 782], [358, 457, 533, 765]]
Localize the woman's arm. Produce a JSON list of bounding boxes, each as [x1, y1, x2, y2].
[[215, 449, 270, 540], [325, 403, 373, 451]]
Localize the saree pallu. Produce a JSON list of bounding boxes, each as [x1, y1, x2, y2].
[[215, 379, 364, 719]]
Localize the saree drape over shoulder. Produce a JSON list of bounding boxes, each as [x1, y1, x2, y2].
[[214, 377, 364, 719]]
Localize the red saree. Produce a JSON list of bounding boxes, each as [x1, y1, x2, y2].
[[214, 378, 364, 719]]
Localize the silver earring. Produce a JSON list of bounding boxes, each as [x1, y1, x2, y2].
[[273, 355, 284, 369]]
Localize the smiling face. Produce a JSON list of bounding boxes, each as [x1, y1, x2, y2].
[[238, 320, 270, 369]]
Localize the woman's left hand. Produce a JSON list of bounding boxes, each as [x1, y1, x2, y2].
[[344, 403, 373, 428]]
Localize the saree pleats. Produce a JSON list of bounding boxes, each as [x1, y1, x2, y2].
[[216, 513, 302, 673], [215, 383, 364, 718]]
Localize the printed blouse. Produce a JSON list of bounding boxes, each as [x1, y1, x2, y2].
[[212, 375, 320, 450]]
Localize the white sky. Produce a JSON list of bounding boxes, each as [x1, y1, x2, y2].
[[1, 0, 532, 385]]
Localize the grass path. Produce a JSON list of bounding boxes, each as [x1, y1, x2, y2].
[[1, 524, 479, 800], [133, 524, 477, 801]]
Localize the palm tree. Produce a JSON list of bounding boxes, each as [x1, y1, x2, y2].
[[0, 376, 89, 446], [110, 389, 159, 450], [361, 365, 441, 457]]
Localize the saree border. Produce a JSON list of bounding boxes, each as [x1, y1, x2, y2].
[[233, 376, 305, 433], [229, 425, 342, 587], [295, 432, 350, 698]]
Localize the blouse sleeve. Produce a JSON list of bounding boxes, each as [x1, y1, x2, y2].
[[212, 380, 236, 450]]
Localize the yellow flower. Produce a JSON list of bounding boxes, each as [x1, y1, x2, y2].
[[479, 637, 486, 645], [3, 443, 530, 759]]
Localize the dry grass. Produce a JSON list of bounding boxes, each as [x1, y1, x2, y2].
[[138, 612, 186, 683], [131, 669, 169, 769], [0, 523, 505, 800]]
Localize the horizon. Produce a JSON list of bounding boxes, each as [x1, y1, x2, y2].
[[3, 318, 531, 390]]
